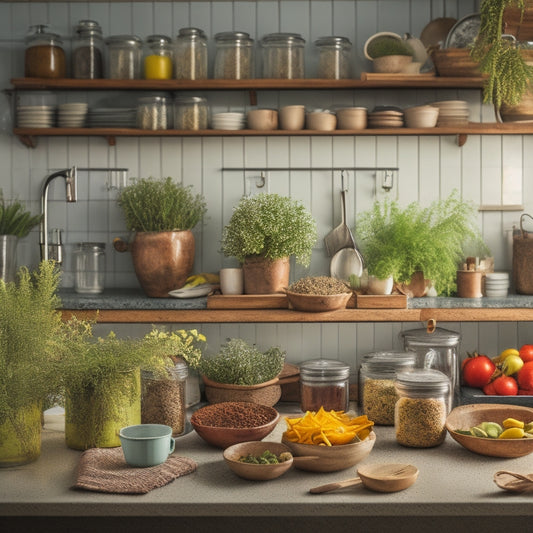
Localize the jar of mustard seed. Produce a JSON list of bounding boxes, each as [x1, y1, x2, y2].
[[300, 358, 350, 412], [173, 96, 208, 130], [106, 35, 143, 79], [314, 36, 352, 79], [174, 27, 208, 80], [214, 31, 254, 79], [260, 32, 305, 79], [394, 369, 450, 448], [25, 25, 66, 78]]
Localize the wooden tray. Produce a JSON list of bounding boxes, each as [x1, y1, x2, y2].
[[352, 294, 407, 309], [207, 294, 288, 309], [360, 72, 436, 81]]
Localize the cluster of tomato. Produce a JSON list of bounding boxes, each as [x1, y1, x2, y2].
[[461, 345, 533, 396]]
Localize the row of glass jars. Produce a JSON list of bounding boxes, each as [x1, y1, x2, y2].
[[24, 23, 353, 81], [136, 95, 209, 130]]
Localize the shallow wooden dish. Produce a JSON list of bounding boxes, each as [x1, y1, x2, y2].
[[446, 403, 533, 458], [282, 431, 376, 472], [223, 441, 293, 480], [285, 291, 351, 312]]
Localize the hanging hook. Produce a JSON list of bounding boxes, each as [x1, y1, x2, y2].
[[426, 318, 437, 334], [341, 169, 348, 192], [257, 172, 266, 188]]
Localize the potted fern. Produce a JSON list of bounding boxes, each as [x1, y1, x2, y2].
[[114, 177, 207, 297], [221, 193, 317, 294], [366, 35, 414, 73]]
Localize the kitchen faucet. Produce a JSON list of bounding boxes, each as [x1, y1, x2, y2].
[[39, 166, 77, 263]]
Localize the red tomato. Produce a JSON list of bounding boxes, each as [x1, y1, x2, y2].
[[519, 345, 533, 363], [462, 355, 496, 388], [517, 361, 533, 390], [518, 388, 533, 395], [483, 382, 497, 395], [492, 375, 518, 396]]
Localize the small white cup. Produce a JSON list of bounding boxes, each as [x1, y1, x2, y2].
[[220, 268, 244, 295]]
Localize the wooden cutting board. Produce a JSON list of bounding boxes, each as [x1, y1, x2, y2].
[[352, 294, 407, 309]]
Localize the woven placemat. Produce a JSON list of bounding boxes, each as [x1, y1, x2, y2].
[[72, 447, 197, 494]]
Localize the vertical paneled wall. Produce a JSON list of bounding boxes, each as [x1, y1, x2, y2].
[[0, 1, 530, 368]]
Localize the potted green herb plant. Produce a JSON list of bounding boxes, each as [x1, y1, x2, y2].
[[114, 177, 207, 297], [0, 261, 63, 467], [366, 35, 414, 73], [0, 190, 42, 283], [221, 193, 317, 294], [355, 192, 489, 296]]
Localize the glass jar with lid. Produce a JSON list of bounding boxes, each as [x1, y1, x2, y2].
[[72, 20, 104, 79], [315, 36, 352, 79], [73, 242, 105, 294], [394, 369, 450, 448], [173, 96, 208, 130], [174, 27, 208, 80], [359, 351, 417, 425], [214, 31, 254, 79], [261, 32, 305, 79], [105, 34, 143, 79], [137, 95, 171, 130], [300, 358, 350, 412], [144, 34, 173, 80], [24, 25, 66, 78]]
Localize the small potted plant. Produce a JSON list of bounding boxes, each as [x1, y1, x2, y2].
[[355, 191, 489, 296], [221, 193, 317, 294], [114, 177, 207, 297], [189, 338, 286, 406], [365, 35, 414, 73]]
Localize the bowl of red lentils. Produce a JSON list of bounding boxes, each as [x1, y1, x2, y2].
[[190, 401, 280, 448]]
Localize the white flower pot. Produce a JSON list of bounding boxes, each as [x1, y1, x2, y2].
[[367, 275, 394, 295]]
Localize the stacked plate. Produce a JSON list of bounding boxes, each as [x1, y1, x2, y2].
[[368, 109, 404, 128], [16, 105, 56, 128], [58, 102, 88, 128], [87, 107, 137, 128], [431, 100, 469, 126], [484, 272, 510, 298], [211, 112, 246, 130]]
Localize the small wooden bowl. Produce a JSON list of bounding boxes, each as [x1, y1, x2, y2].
[[282, 431, 376, 472], [446, 403, 533, 458], [202, 376, 282, 407], [285, 291, 351, 312], [223, 441, 294, 480]]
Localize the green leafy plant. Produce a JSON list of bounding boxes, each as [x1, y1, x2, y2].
[[355, 192, 490, 296], [0, 190, 42, 237], [221, 193, 317, 266], [194, 338, 285, 386], [367, 37, 414, 58], [471, 0, 533, 108], [117, 177, 207, 232]]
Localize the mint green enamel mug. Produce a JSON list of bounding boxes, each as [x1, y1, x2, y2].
[[119, 424, 175, 467]]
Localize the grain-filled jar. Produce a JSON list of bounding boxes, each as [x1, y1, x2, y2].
[[72, 20, 104, 79], [394, 369, 450, 448], [106, 35, 143, 79], [359, 351, 417, 425], [24, 25, 66, 78], [144, 34, 173, 80], [261, 32, 305, 78], [314, 36, 352, 79], [300, 358, 350, 412], [174, 27, 208, 80], [137, 95, 171, 130], [141, 360, 188, 437], [174, 96, 208, 130], [214, 31, 254, 79]]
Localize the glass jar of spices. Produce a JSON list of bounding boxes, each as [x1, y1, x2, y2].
[[260, 32, 305, 79], [144, 34, 173, 80], [137, 95, 171, 130], [24, 25, 66, 78], [300, 358, 350, 412], [174, 27, 208, 80], [214, 31, 254, 79], [394, 369, 450, 448], [106, 34, 143, 79], [72, 20, 104, 79], [173, 96, 208, 130], [315, 36, 352, 79]]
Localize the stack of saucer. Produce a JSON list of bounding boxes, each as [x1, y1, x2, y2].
[[87, 107, 137, 128], [368, 109, 404, 128], [431, 100, 469, 126], [58, 102, 89, 128], [484, 272, 510, 298], [211, 112, 246, 130], [16, 104, 56, 128]]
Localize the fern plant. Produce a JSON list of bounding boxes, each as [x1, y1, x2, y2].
[[367, 37, 414, 58], [0, 190, 42, 237]]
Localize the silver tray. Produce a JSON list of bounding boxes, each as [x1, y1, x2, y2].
[[444, 12, 481, 48]]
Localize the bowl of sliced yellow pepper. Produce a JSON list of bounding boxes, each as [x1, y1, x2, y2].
[[282, 407, 376, 472]]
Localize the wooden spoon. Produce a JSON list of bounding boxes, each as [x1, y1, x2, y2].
[[494, 470, 533, 493], [309, 463, 418, 494]]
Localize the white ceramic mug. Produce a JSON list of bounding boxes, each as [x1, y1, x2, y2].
[[220, 268, 244, 295]]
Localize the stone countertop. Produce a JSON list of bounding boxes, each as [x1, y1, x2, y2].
[[2, 407, 533, 532]]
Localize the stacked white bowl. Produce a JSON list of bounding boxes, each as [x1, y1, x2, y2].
[[57, 102, 89, 128], [484, 272, 510, 298], [211, 112, 246, 130], [17, 104, 56, 128], [431, 100, 469, 126]]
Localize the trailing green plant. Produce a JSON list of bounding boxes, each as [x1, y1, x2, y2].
[[367, 37, 414, 58], [355, 191, 490, 296], [471, 0, 533, 108], [117, 176, 207, 232], [0, 190, 42, 237], [194, 338, 285, 386], [221, 193, 317, 266]]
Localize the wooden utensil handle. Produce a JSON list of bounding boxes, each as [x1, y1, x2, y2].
[[309, 477, 363, 494]]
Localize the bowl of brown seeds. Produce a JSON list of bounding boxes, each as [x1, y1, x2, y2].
[[285, 276, 352, 312]]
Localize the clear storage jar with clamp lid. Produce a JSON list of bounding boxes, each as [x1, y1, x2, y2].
[[314, 36, 352, 79], [214, 31, 254, 79], [137, 95, 171, 130], [300, 358, 350, 412], [260, 32, 305, 78], [144, 34, 173, 80], [106, 35, 143, 79], [73, 242, 105, 294], [359, 351, 417, 425], [173, 96, 208, 130], [24, 25, 66, 78], [72, 20, 104, 79], [174, 27, 208, 80]]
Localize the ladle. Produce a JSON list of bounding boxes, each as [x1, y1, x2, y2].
[[494, 470, 533, 493], [309, 463, 418, 494]]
